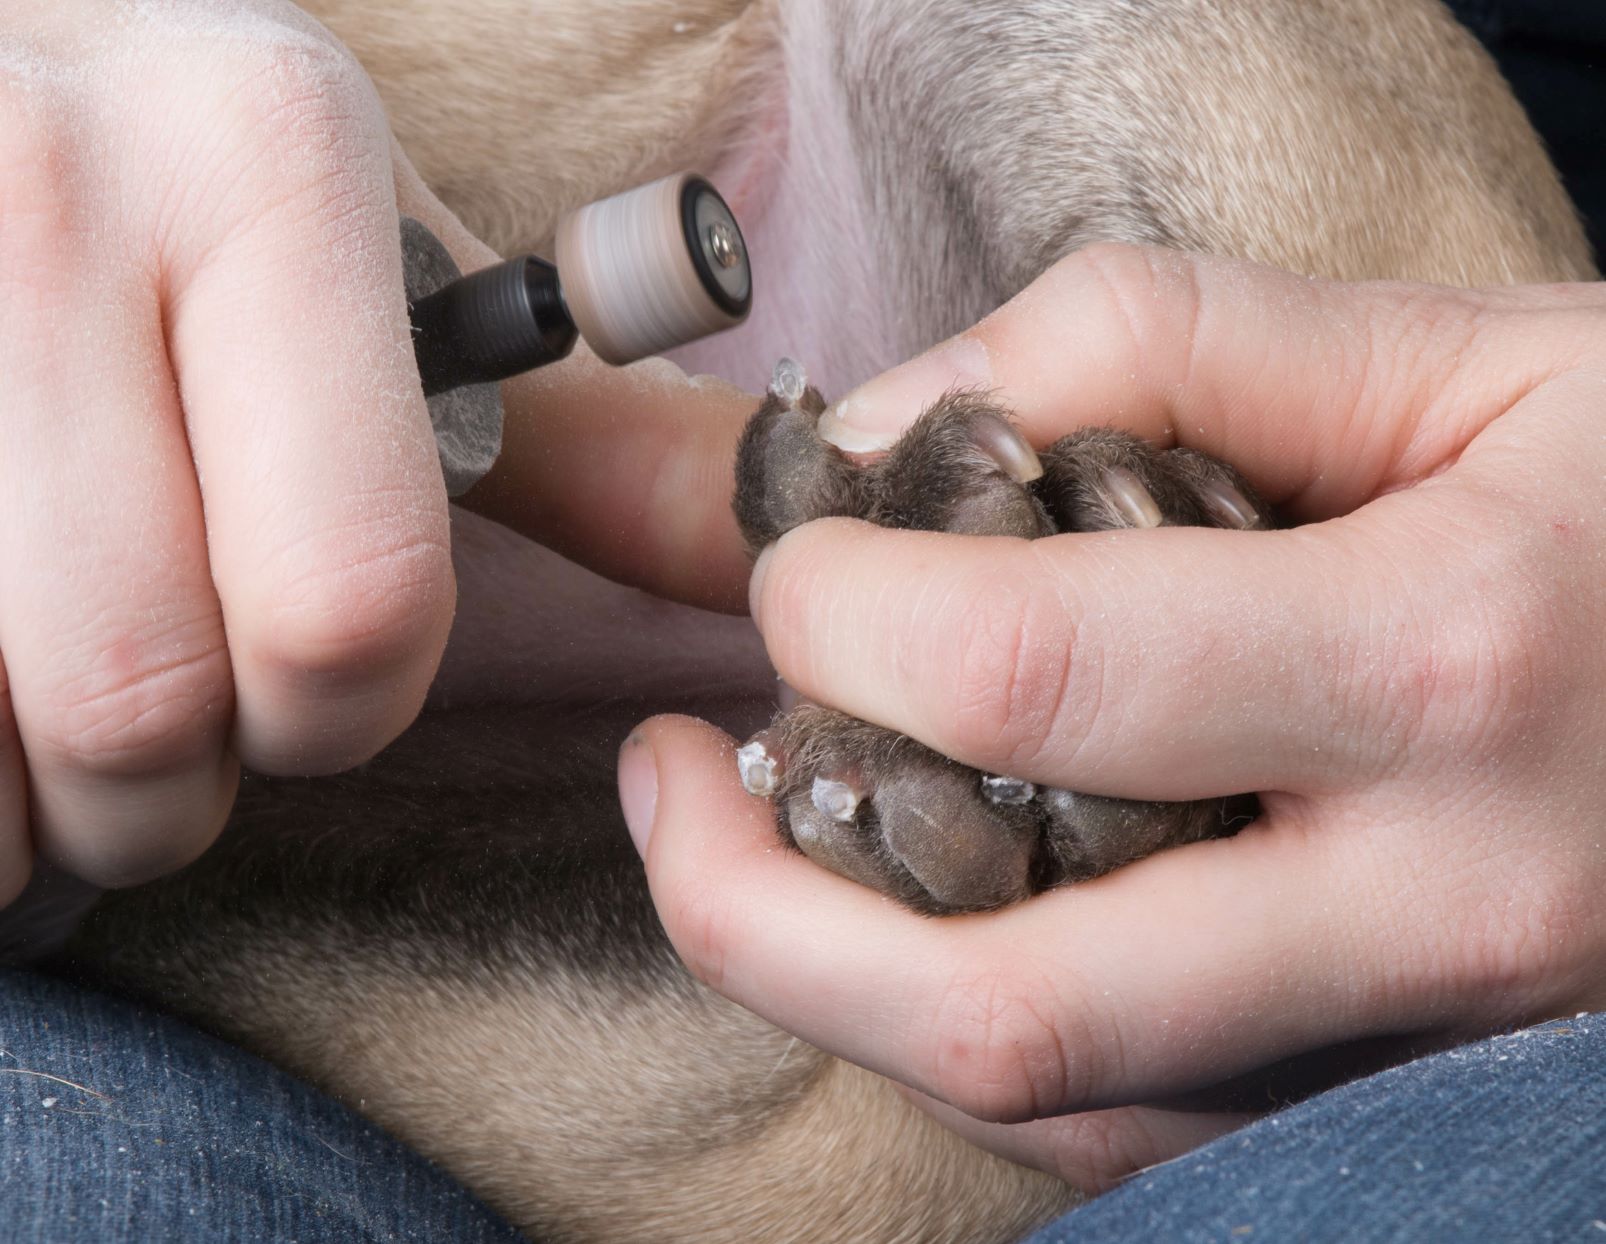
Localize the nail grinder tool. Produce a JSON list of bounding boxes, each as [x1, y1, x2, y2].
[[409, 172, 752, 395]]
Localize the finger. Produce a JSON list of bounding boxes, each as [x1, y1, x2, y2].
[[905, 1089, 1248, 1191], [0, 654, 32, 909], [749, 502, 1437, 797], [165, 72, 455, 777], [466, 356, 758, 614], [631, 718, 1540, 1121], [386, 144, 759, 613], [382, 148, 758, 616], [754, 352, 1602, 799], [819, 245, 1606, 520], [0, 188, 237, 883], [619, 725, 1246, 1194]]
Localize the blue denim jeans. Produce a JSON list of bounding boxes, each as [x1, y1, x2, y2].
[[1029, 1013, 1606, 1243], [0, 969, 528, 1243], [4, 967, 1604, 1243]]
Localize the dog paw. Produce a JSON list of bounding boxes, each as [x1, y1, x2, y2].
[[737, 706, 1040, 914], [736, 706, 1253, 915], [733, 359, 1054, 551], [732, 361, 1269, 913]]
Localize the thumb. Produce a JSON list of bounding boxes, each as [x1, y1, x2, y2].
[[390, 146, 756, 613], [817, 244, 1591, 522]]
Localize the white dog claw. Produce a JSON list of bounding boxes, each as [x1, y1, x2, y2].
[[812, 774, 865, 823], [769, 357, 808, 406], [737, 731, 787, 798], [982, 775, 1038, 806]]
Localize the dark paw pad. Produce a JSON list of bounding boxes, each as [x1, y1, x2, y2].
[[739, 706, 1039, 914]]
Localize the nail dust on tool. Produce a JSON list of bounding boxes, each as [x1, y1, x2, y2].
[[409, 172, 752, 396]]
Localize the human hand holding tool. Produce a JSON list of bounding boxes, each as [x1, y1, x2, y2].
[[0, 0, 755, 902]]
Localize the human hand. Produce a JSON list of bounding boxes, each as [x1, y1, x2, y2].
[[0, 0, 754, 905], [619, 244, 1606, 1186]]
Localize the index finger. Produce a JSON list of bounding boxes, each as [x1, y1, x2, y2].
[[818, 245, 1606, 519], [467, 354, 757, 613], [391, 153, 757, 614]]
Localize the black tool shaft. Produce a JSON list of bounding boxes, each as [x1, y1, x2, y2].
[[409, 255, 578, 397]]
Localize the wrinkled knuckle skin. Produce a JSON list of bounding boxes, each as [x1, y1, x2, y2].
[[943, 577, 1074, 774], [1459, 586, 1562, 757], [1397, 567, 1563, 770], [925, 970, 1087, 1124], [243, 534, 455, 688], [209, 34, 383, 214], [1439, 858, 1594, 1013], [1063, 242, 1192, 332], [33, 635, 232, 780], [1066, 241, 1169, 294]]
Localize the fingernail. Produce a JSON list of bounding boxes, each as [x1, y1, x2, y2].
[[749, 542, 776, 625], [618, 732, 659, 856], [825, 336, 994, 442]]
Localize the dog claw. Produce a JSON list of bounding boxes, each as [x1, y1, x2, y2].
[[811, 773, 865, 823], [970, 412, 1044, 483], [737, 731, 786, 798], [769, 357, 809, 406], [1103, 465, 1164, 528], [1196, 478, 1263, 530], [981, 774, 1037, 805]]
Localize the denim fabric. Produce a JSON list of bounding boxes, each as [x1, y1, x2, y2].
[[3, 970, 1604, 1242], [1028, 1014, 1606, 1244], [0, 969, 529, 1244]]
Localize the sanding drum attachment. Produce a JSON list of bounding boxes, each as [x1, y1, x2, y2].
[[555, 173, 752, 366]]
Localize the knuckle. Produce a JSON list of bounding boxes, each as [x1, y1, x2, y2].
[[1054, 242, 1202, 362], [1433, 848, 1591, 1008], [1400, 554, 1561, 768], [660, 878, 738, 997], [33, 619, 231, 778], [1065, 241, 1173, 300], [1333, 525, 1565, 780], [1462, 577, 1561, 747], [242, 526, 454, 686], [923, 961, 1095, 1122], [208, 33, 381, 212], [939, 571, 1077, 773], [1341, 602, 1444, 779]]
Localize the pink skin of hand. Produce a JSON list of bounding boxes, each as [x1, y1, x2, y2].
[[621, 243, 1606, 1189]]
